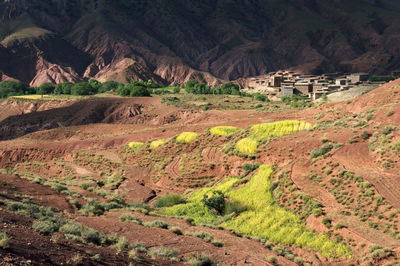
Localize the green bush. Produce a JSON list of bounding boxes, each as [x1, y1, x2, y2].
[[32, 220, 59, 235], [119, 213, 143, 225], [154, 194, 186, 208], [310, 144, 333, 159], [149, 247, 179, 260], [202, 190, 226, 215], [187, 253, 215, 266], [169, 226, 183, 235], [144, 220, 169, 229]]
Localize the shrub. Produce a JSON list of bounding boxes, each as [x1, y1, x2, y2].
[[59, 222, 82, 236], [0, 232, 10, 249], [187, 253, 216, 266], [176, 132, 199, 143], [210, 126, 239, 136], [32, 220, 59, 235], [268, 256, 277, 264], [202, 191, 226, 215], [187, 231, 214, 242], [81, 227, 101, 245], [322, 217, 332, 228], [112, 236, 129, 252], [154, 194, 186, 208], [149, 247, 179, 260], [169, 226, 183, 235], [128, 249, 139, 260], [119, 214, 143, 225], [310, 144, 333, 159], [144, 220, 169, 229]]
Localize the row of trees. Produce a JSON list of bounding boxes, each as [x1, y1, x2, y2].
[[0, 79, 270, 102], [0, 80, 161, 99]]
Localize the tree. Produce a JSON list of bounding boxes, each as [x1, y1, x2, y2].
[[0, 81, 28, 98], [37, 83, 55, 95], [99, 81, 121, 93], [129, 85, 150, 97], [54, 82, 73, 94], [202, 190, 226, 215], [220, 82, 240, 95], [71, 82, 97, 95]]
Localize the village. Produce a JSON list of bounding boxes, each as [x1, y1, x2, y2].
[[245, 71, 395, 101]]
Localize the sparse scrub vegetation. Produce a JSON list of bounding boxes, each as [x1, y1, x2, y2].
[[154, 194, 186, 208], [0, 232, 10, 249]]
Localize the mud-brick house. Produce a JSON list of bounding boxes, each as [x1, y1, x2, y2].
[[294, 82, 313, 95], [269, 75, 283, 87], [347, 73, 369, 84]]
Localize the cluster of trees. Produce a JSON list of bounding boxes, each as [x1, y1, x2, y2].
[[185, 80, 240, 95], [0, 80, 160, 99], [0, 81, 32, 98]]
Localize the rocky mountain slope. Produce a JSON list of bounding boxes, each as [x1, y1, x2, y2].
[[1, 0, 400, 86]]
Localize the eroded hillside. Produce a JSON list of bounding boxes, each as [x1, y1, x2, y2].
[[0, 80, 399, 265]]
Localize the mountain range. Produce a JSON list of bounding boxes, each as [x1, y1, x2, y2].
[[1, 0, 400, 86]]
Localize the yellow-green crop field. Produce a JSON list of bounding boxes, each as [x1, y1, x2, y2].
[[127, 142, 144, 153], [210, 126, 239, 136], [176, 132, 199, 144], [12, 95, 51, 99], [161, 165, 351, 259], [150, 139, 168, 149], [236, 120, 312, 155]]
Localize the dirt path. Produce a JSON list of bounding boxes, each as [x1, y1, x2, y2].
[[201, 147, 220, 163], [291, 160, 400, 248], [165, 157, 181, 178]]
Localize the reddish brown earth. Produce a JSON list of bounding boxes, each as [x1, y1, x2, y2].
[[0, 80, 400, 264]]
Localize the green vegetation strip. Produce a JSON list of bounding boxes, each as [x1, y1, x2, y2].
[[161, 165, 351, 258], [210, 126, 239, 136], [236, 120, 312, 155]]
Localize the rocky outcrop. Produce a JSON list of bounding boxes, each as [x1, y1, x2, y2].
[[1, 0, 400, 86]]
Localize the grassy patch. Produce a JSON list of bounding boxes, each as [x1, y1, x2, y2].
[[161, 165, 351, 258], [176, 132, 199, 143], [210, 126, 239, 136], [154, 194, 186, 208]]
